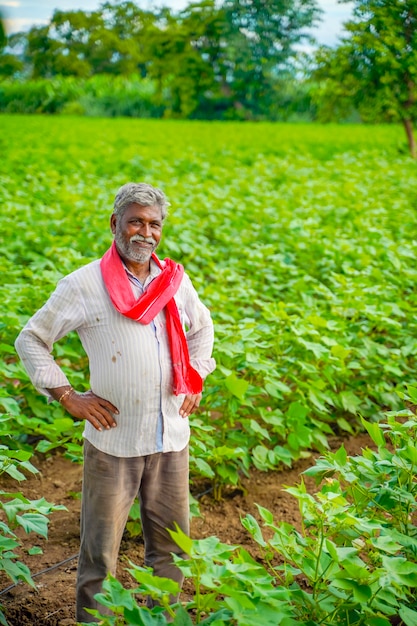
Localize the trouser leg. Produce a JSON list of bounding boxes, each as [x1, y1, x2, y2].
[[76, 441, 144, 623], [140, 446, 190, 604]]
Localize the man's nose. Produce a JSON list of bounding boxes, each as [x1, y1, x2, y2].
[[141, 223, 152, 237]]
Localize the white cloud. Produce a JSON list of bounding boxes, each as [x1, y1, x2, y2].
[[312, 0, 353, 46], [0, 1, 20, 6], [4, 16, 45, 34]]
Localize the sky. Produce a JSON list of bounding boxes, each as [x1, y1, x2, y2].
[[1, 0, 354, 47]]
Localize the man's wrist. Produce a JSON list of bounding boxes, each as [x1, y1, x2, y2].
[[58, 387, 74, 404]]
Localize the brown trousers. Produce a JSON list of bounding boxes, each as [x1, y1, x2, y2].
[[76, 440, 190, 623]]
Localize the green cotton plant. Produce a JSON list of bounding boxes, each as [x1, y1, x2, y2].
[[170, 527, 296, 626], [0, 405, 84, 464], [0, 447, 67, 626], [80, 527, 296, 626], [79, 559, 234, 625], [125, 499, 142, 539], [80, 410, 417, 625], [190, 405, 251, 501], [3, 115, 417, 498], [243, 411, 417, 624], [304, 409, 417, 539], [79, 569, 183, 625]]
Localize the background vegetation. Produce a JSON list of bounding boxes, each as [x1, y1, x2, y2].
[[1, 1, 417, 153], [2, 115, 417, 489], [1, 0, 417, 621], [1, 66, 417, 626]]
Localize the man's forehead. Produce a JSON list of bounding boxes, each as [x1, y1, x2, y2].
[[124, 203, 163, 219]]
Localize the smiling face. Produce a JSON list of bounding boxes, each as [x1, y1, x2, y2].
[[111, 203, 163, 266]]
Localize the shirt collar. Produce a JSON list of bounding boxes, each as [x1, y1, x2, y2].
[[123, 257, 162, 288]]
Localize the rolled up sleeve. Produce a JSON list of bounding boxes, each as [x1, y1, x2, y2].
[[15, 277, 85, 397]]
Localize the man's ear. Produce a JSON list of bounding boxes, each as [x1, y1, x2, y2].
[[110, 213, 117, 235]]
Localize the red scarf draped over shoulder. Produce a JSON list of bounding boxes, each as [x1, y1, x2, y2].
[[100, 241, 203, 395]]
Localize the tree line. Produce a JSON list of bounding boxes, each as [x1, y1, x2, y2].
[[1, 0, 416, 154]]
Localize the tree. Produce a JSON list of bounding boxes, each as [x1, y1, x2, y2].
[[0, 11, 23, 78], [221, 0, 322, 117], [313, 0, 417, 158], [0, 11, 5, 50], [13, 3, 158, 78], [0, 0, 322, 119], [155, 0, 321, 119], [146, 1, 227, 117], [97, 1, 160, 76]]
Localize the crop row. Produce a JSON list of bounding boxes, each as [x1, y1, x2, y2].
[[1, 117, 416, 486]]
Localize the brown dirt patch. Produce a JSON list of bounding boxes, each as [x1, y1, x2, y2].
[[0, 433, 372, 625]]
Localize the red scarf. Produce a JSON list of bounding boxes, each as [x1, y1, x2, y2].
[[100, 242, 203, 395]]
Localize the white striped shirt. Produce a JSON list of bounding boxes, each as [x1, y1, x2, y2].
[[15, 258, 216, 457]]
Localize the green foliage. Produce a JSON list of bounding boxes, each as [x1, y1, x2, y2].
[[2, 116, 416, 499], [0, 13, 5, 52], [2, 0, 319, 120], [126, 499, 142, 539], [84, 412, 417, 625], [0, 75, 161, 117], [221, 0, 321, 117], [312, 0, 417, 155], [0, 448, 66, 625]]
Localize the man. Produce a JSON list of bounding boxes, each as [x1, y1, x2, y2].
[[15, 182, 215, 623]]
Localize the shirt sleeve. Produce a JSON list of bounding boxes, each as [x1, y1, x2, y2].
[[15, 276, 86, 398], [179, 273, 216, 380]]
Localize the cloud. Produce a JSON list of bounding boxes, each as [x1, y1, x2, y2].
[[313, 0, 353, 46], [4, 16, 46, 34]]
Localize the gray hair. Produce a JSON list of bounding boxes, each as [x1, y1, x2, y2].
[[113, 182, 169, 220]]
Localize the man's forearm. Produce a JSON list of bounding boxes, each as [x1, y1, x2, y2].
[[15, 329, 71, 396]]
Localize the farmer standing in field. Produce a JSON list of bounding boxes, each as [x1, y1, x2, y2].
[[15, 182, 216, 623]]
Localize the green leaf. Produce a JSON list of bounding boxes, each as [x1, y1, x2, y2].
[[361, 417, 386, 447], [100, 574, 135, 609], [127, 565, 179, 599], [399, 605, 417, 626], [123, 605, 148, 624], [406, 385, 417, 404], [264, 380, 291, 396], [0, 397, 21, 415], [331, 578, 372, 603], [16, 513, 49, 538], [334, 445, 347, 466], [340, 390, 361, 414], [0, 558, 35, 587], [192, 458, 215, 479], [0, 535, 19, 551], [382, 556, 417, 587], [224, 373, 249, 400], [286, 402, 309, 421], [370, 535, 402, 554], [2, 464, 26, 481], [255, 504, 275, 525], [331, 344, 351, 360], [168, 524, 193, 555], [336, 417, 354, 434], [325, 539, 339, 562], [241, 514, 267, 547]]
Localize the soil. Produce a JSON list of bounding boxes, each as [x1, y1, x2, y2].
[[0, 433, 373, 626]]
